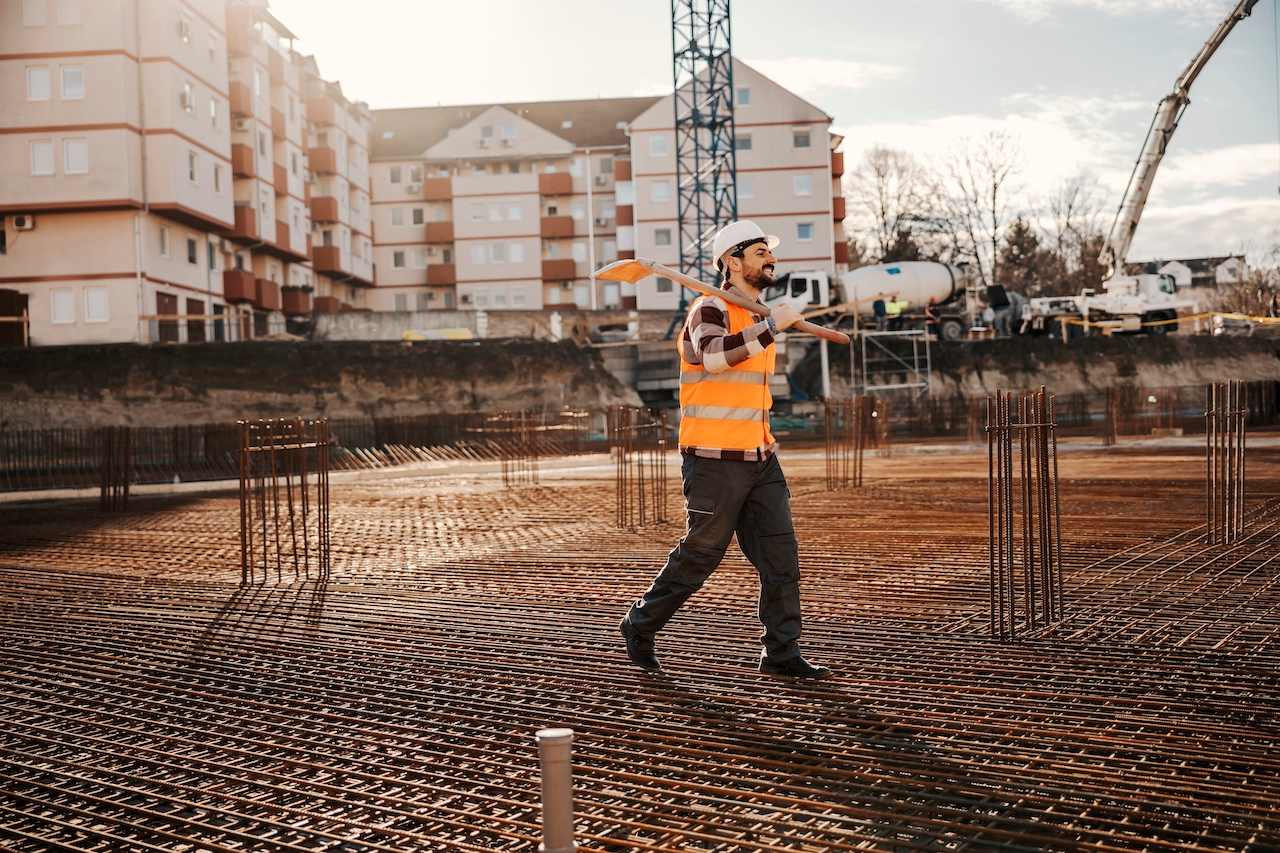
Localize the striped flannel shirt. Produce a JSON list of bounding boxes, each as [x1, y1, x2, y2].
[[678, 285, 779, 462]]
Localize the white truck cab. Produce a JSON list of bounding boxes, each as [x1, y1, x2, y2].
[[760, 270, 832, 314]]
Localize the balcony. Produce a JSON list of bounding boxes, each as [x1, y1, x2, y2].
[[541, 258, 576, 281], [313, 296, 342, 313], [310, 196, 339, 222], [538, 173, 573, 196], [422, 177, 452, 201], [274, 163, 287, 195], [270, 106, 286, 140], [255, 278, 282, 312], [834, 241, 849, 265], [616, 205, 634, 227], [309, 146, 337, 175], [275, 219, 294, 252], [305, 97, 335, 126], [425, 221, 453, 242], [426, 264, 456, 286], [832, 196, 846, 220], [228, 205, 256, 240], [231, 143, 254, 178], [831, 151, 844, 178], [614, 160, 632, 182], [312, 245, 345, 275], [267, 49, 284, 82], [540, 216, 575, 239], [222, 269, 256, 303], [281, 287, 311, 315], [229, 81, 252, 117]]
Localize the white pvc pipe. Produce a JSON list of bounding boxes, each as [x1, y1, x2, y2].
[[535, 728, 577, 853]]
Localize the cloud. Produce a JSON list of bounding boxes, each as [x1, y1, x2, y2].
[[973, 0, 1236, 25], [1129, 196, 1280, 259], [1151, 144, 1280, 192], [744, 58, 902, 97]]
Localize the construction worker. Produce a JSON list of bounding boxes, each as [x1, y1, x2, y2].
[[619, 220, 831, 679], [872, 296, 887, 331], [886, 298, 908, 332], [925, 296, 941, 338]]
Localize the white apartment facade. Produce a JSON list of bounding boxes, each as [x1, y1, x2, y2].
[[0, 0, 372, 346], [366, 60, 845, 314]]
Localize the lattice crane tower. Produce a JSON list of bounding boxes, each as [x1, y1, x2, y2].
[[671, 0, 738, 306]]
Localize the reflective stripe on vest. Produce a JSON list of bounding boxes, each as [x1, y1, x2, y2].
[[678, 295, 775, 451]]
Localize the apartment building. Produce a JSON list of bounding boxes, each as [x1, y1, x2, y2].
[[0, 0, 371, 346], [366, 60, 844, 314]]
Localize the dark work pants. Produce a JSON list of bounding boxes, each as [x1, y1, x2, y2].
[[625, 453, 803, 662]]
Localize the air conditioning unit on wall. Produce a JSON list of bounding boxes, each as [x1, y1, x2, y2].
[[233, 117, 251, 132], [12, 215, 35, 231], [406, 184, 421, 194]]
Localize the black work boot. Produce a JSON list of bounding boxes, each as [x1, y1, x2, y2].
[[619, 617, 661, 671], [759, 655, 831, 679]]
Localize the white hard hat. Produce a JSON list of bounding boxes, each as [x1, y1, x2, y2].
[[711, 220, 780, 271]]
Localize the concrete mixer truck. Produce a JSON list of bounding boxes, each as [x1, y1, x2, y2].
[[814, 261, 978, 340]]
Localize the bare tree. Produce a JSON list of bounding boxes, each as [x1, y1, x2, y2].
[[844, 146, 938, 262], [941, 131, 1025, 286], [1044, 171, 1104, 262]]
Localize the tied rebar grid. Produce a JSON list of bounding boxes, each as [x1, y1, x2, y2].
[[1206, 380, 1247, 545], [987, 388, 1065, 640], [480, 412, 540, 489], [823, 396, 880, 490], [98, 426, 130, 513], [238, 418, 331, 586], [608, 405, 669, 530]]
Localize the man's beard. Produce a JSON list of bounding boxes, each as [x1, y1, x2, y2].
[[743, 263, 776, 288]]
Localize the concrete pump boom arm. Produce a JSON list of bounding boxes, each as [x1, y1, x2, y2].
[[1098, 0, 1260, 278]]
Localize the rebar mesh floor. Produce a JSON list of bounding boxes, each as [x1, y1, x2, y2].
[[2, 442, 1279, 852]]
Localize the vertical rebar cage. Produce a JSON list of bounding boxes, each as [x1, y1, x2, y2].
[[609, 406, 670, 530], [1206, 380, 1247, 545], [238, 418, 331, 586], [824, 396, 881, 491], [986, 388, 1065, 640]]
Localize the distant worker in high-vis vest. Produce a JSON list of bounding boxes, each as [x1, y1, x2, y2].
[[619, 221, 831, 679]]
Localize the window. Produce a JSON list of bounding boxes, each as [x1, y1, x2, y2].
[[507, 203, 522, 220], [321, 229, 332, 247], [187, 235, 198, 264], [209, 97, 218, 128], [393, 293, 407, 311], [602, 240, 617, 262], [493, 287, 507, 307], [473, 165, 486, 176], [473, 287, 489, 307], [736, 88, 750, 107], [291, 151, 299, 175], [85, 287, 108, 323], [182, 81, 194, 114], [651, 180, 670, 202], [793, 129, 811, 148], [488, 203, 503, 222], [511, 286, 525, 307], [480, 125, 493, 139], [615, 180, 634, 205], [389, 165, 402, 183], [63, 138, 88, 174], [492, 243, 505, 263], [158, 225, 169, 257], [50, 288, 74, 324], [572, 242, 587, 263], [735, 134, 752, 151], [253, 68, 261, 97], [392, 251, 406, 269], [434, 206, 448, 222], [507, 160, 520, 174], [187, 149, 197, 183], [599, 157, 612, 176], [23, 0, 48, 26], [412, 208, 424, 225], [602, 202, 615, 219], [570, 202, 584, 221], [797, 222, 814, 241], [409, 165, 423, 182], [569, 157, 583, 178], [412, 248, 427, 268], [57, 0, 80, 23], [793, 174, 813, 196], [288, 94, 295, 120], [649, 135, 668, 157], [209, 33, 217, 62], [471, 244, 487, 265], [30, 139, 54, 175], [61, 65, 83, 99], [213, 163, 223, 194], [179, 10, 192, 42], [654, 228, 672, 247], [737, 175, 755, 198], [416, 292, 430, 311], [391, 208, 404, 227], [207, 242, 216, 270], [508, 242, 524, 263], [442, 248, 453, 263], [470, 203, 485, 222], [656, 276, 674, 293], [27, 66, 50, 101], [502, 124, 516, 139], [257, 131, 267, 156]]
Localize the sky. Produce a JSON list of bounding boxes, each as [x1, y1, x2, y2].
[[269, 0, 1280, 264]]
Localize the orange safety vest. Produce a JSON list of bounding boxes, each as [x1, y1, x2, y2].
[[678, 295, 776, 451]]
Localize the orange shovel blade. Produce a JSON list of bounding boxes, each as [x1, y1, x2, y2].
[[592, 258, 652, 284]]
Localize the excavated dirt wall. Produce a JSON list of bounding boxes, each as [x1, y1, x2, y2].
[[0, 339, 641, 430], [793, 334, 1280, 399]]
